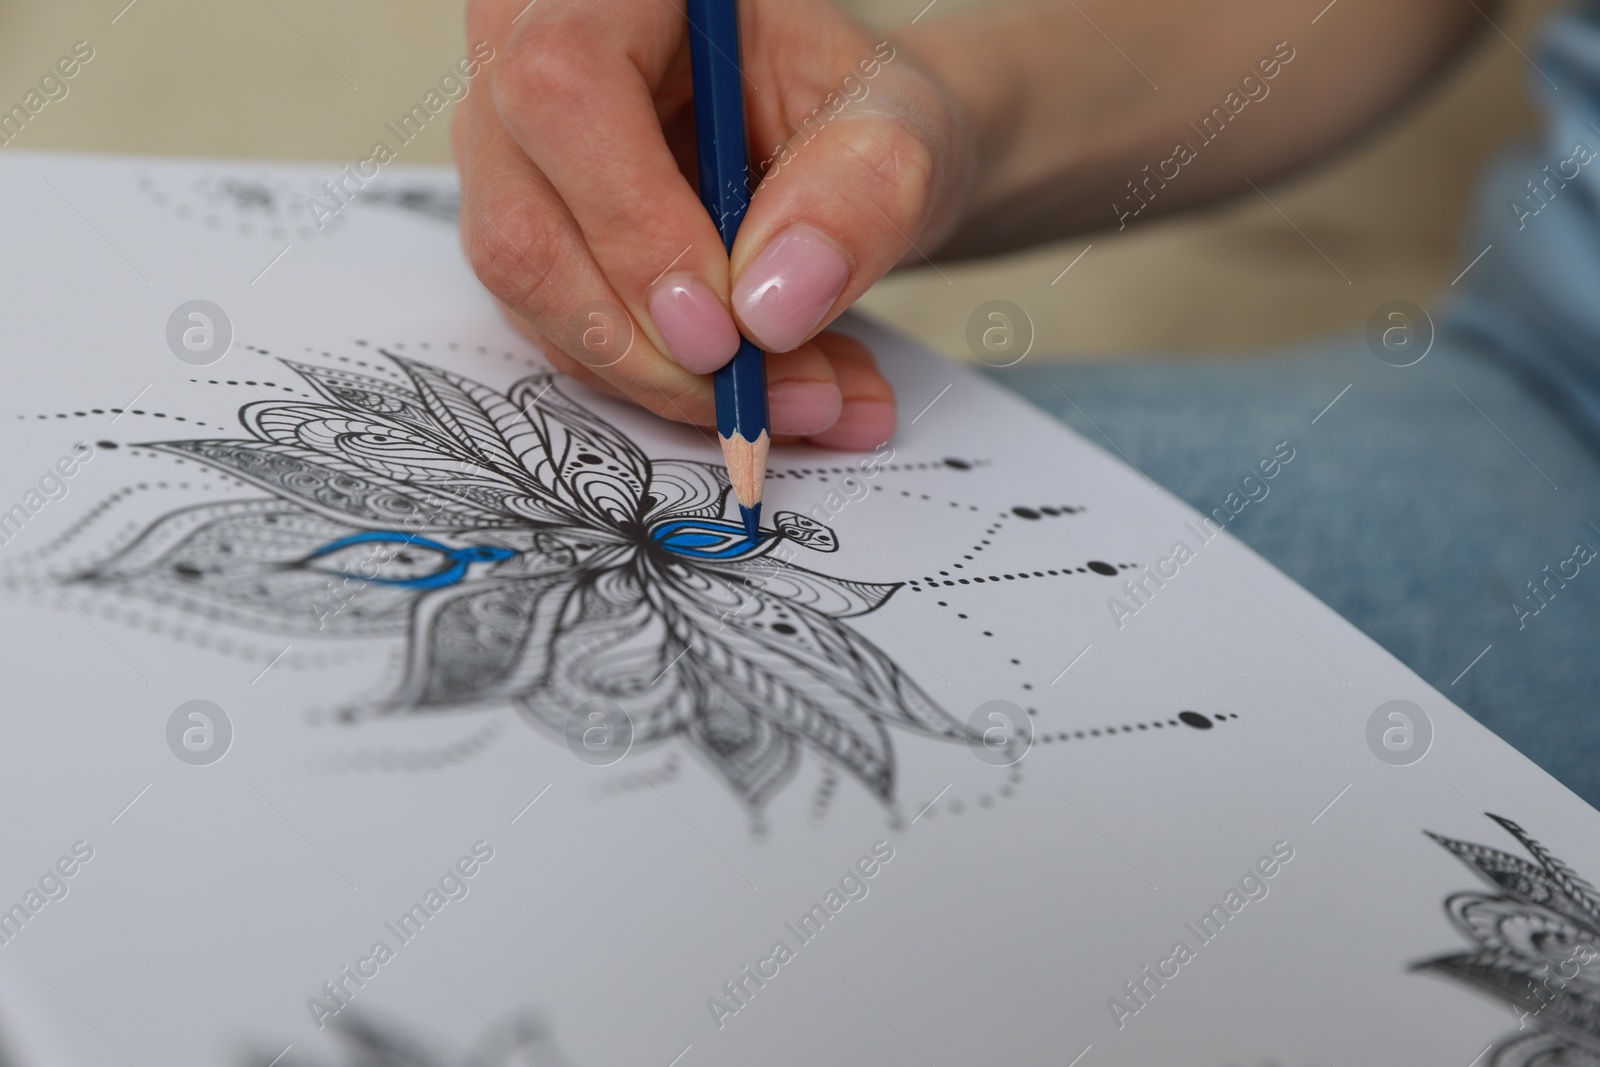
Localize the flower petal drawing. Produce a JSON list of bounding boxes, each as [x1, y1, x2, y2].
[[251, 1007, 573, 1067], [69, 353, 978, 811], [1415, 814, 1600, 1064]]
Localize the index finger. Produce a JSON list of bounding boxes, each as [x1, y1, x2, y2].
[[459, 0, 719, 425], [493, 0, 750, 376]]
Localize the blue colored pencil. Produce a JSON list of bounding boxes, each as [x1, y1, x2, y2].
[[686, 0, 769, 545]]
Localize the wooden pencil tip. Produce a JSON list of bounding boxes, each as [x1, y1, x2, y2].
[[719, 429, 769, 510]]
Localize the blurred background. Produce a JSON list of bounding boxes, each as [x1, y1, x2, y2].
[[0, 0, 1563, 359]]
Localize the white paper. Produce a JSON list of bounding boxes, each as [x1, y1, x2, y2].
[[0, 153, 1595, 1067]]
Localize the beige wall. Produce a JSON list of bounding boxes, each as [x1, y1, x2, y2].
[[0, 0, 1562, 360]]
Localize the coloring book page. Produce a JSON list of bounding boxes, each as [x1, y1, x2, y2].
[[0, 152, 1597, 1067]]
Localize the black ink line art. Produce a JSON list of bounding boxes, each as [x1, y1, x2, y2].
[[1414, 813, 1600, 1066], [361, 183, 460, 223], [69, 352, 978, 812], [247, 1008, 573, 1067], [136, 170, 344, 241]]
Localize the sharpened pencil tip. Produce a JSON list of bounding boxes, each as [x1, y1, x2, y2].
[[740, 503, 761, 545]]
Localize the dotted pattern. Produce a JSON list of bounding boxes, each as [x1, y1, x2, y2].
[[913, 767, 1025, 821], [3, 339, 1252, 828], [768, 457, 990, 480], [242, 340, 547, 379], [189, 377, 298, 393], [5, 477, 170, 556], [12, 411, 212, 426], [810, 764, 839, 824], [912, 715, 1240, 821], [893, 490, 983, 512], [908, 561, 1134, 590], [1007, 504, 1082, 521], [136, 171, 342, 242], [0, 474, 238, 580], [1037, 711, 1240, 744], [364, 339, 546, 373], [943, 505, 1089, 570], [2, 582, 371, 670]]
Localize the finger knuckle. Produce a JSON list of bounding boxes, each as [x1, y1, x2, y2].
[[494, 31, 591, 118], [466, 204, 563, 319], [836, 118, 938, 226]]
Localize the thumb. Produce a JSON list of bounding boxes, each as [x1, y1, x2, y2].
[[729, 52, 969, 353]]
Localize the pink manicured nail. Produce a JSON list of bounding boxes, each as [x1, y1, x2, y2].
[[806, 399, 896, 451], [767, 379, 843, 436], [732, 226, 849, 353], [648, 274, 741, 374]]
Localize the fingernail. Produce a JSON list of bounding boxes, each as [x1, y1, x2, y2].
[[767, 379, 843, 437], [648, 274, 742, 374], [805, 399, 896, 451], [732, 226, 849, 353]]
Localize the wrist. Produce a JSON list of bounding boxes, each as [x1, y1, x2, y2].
[[895, 3, 1189, 257]]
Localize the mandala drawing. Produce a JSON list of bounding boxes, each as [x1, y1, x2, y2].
[[1413, 813, 1600, 1066], [70, 352, 975, 811], [361, 183, 460, 223], [136, 170, 346, 240], [248, 1008, 573, 1067]]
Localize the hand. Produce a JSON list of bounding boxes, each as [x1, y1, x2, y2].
[[453, 0, 972, 449]]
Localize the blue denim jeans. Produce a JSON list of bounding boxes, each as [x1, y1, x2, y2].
[[990, 330, 1600, 808]]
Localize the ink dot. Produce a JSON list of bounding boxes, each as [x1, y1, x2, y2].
[[771, 622, 797, 635], [577, 452, 602, 464], [1088, 560, 1118, 576], [1040, 506, 1060, 516], [1012, 506, 1041, 520], [96, 441, 119, 450], [1178, 711, 1213, 730], [944, 458, 971, 470]]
